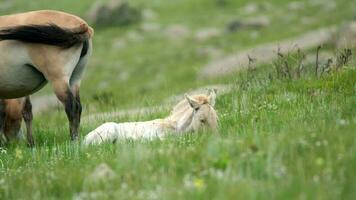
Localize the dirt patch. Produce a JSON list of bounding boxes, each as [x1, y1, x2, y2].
[[199, 26, 337, 79]]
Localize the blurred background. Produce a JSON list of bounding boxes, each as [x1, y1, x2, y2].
[[0, 0, 355, 120]]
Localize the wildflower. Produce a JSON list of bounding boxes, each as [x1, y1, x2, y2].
[[315, 157, 324, 166], [15, 148, 23, 159], [337, 119, 348, 125], [193, 178, 205, 190], [0, 148, 7, 154]]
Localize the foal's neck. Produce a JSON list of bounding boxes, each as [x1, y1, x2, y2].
[[163, 110, 194, 133]]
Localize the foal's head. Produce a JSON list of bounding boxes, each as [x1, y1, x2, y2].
[[170, 89, 218, 133]]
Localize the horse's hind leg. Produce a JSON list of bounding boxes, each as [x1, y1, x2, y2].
[[65, 88, 81, 141], [67, 45, 91, 140], [62, 42, 90, 141], [22, 96, 34, 147], [51, 80, 81, 141], [70, 85, 82, 141], [35, 40, 90, 141]]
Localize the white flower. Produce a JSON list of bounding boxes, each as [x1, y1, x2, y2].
[[0, 148, 7, 154]]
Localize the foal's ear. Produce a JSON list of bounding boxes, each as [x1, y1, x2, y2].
[[208, 89, 217, 106], [185, 94, 200, 109]]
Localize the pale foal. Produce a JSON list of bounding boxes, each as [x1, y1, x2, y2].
[[83, 90, 218, 145]]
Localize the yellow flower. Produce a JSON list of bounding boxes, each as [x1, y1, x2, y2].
[[15, 148, 23, 159], [194, 178, 205, 190]]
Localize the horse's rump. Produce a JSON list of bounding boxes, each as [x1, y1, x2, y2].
[[0, 24, 90, 48]]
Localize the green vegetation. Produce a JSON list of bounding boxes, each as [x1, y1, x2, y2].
[[0, 0, 355, 199]]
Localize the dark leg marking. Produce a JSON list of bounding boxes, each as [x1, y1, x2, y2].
[[64, 90, 82, 141], [22, 96, 34, 147], [0, 100, 4, 132], [0, 100, 5, 146]]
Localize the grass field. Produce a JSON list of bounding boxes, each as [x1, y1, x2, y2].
[[1, 0, 356, 199]]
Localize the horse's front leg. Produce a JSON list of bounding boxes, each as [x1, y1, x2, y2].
[[22, 96, 34, 147], [52, 80, 82, 141]]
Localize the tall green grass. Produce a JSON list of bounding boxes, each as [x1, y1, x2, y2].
[[1, 64, 355, 199], [0, 0, 355, 199]]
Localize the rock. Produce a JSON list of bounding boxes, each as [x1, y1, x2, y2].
[[85, 163, 116, 184], [309, 0, 336, 11], [335, 21, 356, 48], [322, 0, 336, 11], [142, 9, 158, 21], [243, 3, 259, 14], [227, 16, 270, 32], [243, 16, 270, 28], [87, 0, 141, 27], [195, 28, 222, 42], [250, 31, 260, 40], [200, 26, 337, 78], [287, 1, 305, 11], [165, 25, 190, 40], [139, 22, 161, 33], [117, 71, 130, 81], [241, 2, 272, 13]]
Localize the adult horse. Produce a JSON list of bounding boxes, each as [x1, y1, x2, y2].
[[0, 10, 94, 146]]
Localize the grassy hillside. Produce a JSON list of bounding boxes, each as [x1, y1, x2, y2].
[[1, 64, 355, 199], [2, 0, 354, 110], [0, 0, 355, 199]]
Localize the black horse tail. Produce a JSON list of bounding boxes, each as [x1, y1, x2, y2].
[[0, 23, 91, 49]]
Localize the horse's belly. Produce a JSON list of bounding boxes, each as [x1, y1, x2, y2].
[[0, 40, 47, 98], [0, 64, 47, 99]]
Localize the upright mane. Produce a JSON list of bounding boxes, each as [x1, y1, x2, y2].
[[171, 94, 210, 114], [168, 94, 212, 124], [171, 98, 191, 115]]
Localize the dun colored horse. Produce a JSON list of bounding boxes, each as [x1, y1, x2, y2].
[[0, 10, 94, 146]]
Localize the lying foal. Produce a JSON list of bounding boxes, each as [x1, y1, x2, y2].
[[83, 90, 218, 145]]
